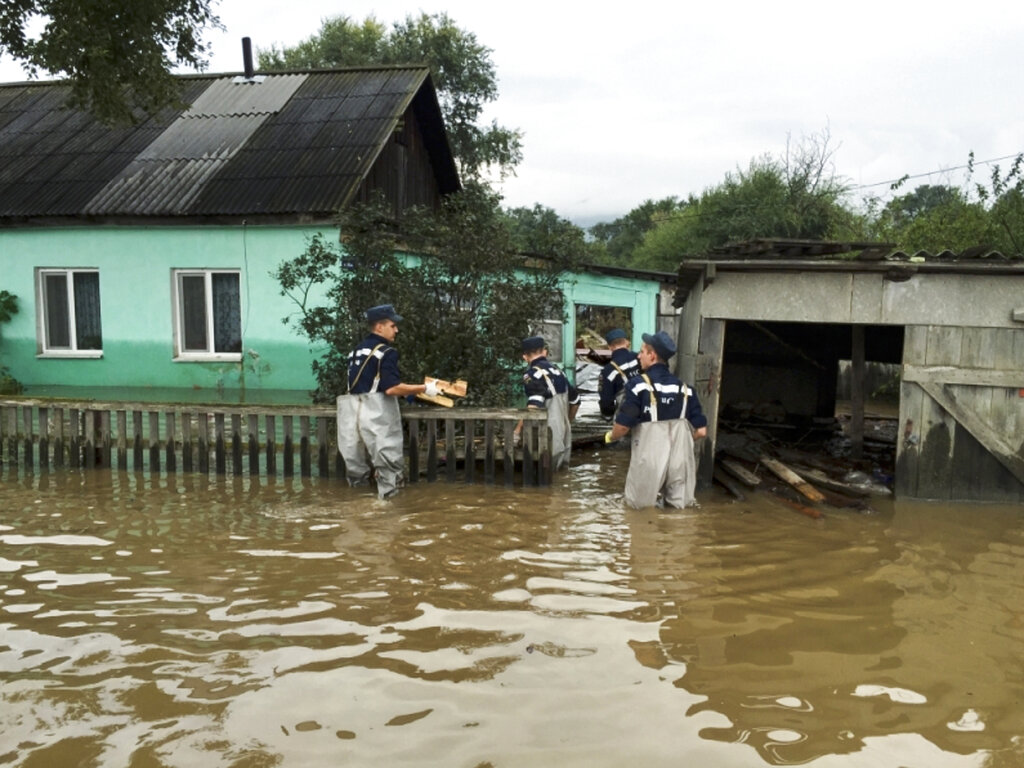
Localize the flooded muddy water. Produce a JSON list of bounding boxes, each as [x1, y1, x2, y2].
[[1, 447, 1023, 767]]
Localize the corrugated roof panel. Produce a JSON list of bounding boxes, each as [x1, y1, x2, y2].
[[326, 95, 376, 124], [0, 66, 457, 219], [186, 74, 307, 117]]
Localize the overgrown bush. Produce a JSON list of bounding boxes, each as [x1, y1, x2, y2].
[[275, 185, 579, 405], [0, 290, 23, 395]]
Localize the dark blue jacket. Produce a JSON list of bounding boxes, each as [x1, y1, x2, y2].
[[347, 333, 401, 394], [598, 347, 640, 417], [522, 357, 581, 408], [614, 363, 706, 429]]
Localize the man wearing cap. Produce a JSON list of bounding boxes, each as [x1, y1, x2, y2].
[[598, 328, 639, 419], [515, 336, 580, 471], [605, 330, 707, 508], [336, 304, 440, 499]]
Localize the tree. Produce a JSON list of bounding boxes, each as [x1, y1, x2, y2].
[[275, 185, 574, 406], [258, 13, 522, 179], [969, 151, 1024, 255], [588, 197, 685, 266], [504, 204, 595, 264], [630, 129, 854, 270], [0, 0, 220, 124]]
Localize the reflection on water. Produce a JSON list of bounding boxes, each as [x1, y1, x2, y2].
[[1, 451, 1023, 767]]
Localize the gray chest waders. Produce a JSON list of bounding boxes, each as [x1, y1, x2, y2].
[[336, 344, 405, 499], [623, 375, 697, 509]]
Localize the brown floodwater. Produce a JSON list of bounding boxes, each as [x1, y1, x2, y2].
[[1, 446, 1023, 768]]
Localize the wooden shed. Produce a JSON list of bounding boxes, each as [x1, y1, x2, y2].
[[676, 240, 1024, 504]]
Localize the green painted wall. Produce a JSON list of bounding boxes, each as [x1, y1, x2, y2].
[[1, 224, 332, 400], [1, 225, 664, 400]]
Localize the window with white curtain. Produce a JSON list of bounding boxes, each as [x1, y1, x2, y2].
[[172, 269, 242, 360], [36, 268, 103, 356]]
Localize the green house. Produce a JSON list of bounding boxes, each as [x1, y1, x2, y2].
[[0, 68, 669, 403]]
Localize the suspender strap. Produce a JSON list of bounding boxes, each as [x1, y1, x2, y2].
[[349, 343, 387, 393], [641, 373, 658, 422]]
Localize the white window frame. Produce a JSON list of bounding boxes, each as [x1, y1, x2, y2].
[[171, 269, 243, 362], [35, 267, 103, 358]]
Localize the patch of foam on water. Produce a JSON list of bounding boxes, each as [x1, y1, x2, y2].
[[852, 684, 927, 704]]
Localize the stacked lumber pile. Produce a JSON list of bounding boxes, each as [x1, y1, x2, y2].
[[713, 425, 894, 518]]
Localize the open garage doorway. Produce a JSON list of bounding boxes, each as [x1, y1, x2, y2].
[[710, 320, 905, 494]]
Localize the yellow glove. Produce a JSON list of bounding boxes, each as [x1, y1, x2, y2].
[[604, 430, 615, 444]]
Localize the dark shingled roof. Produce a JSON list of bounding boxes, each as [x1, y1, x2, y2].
[[0, 66, 459, 222]]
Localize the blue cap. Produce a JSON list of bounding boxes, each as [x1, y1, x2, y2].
[[366, 304, 403, 324], [604, 328, 627, 344], [521, 336, 546, 353], [642, 330, 676, 360]]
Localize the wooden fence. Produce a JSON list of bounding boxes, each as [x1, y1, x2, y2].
[[0, 399, 553, 486]]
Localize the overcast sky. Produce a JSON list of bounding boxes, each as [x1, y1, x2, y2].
[[2, 0, 1022, 226]]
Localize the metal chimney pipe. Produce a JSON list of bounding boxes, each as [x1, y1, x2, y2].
[[242, 37, 254, 79]]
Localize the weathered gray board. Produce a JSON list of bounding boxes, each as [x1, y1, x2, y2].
[[897, 325, 1024, 502]]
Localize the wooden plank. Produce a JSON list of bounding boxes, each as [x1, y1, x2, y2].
[[282, 415, 293, 477], [164, 412, 176, 473], [148, 411, 160, 473], [522, 423, 535, 486], [960, 327, 995, 369], [232, 414, 243, 476], [850, 325, 865, 459], [713, 467, 747, 500], [920, 380, 1024, 488], [215, 413, 226, 475], [265, 414, 276, 476], [38, 407, 49, 470], [130, 411, 141, 471], [925, 325, 963, 366], [463, 419, 475, 484], [198, 413, 210, 474], [249, 414, 260, 475], [99, 410, 111, 469], [116, 410, 127, 470], [316, 417, 329, 477], [696, 317, 725, 489], [408, 419, 419, 482], [902, 365, 1024, 388], [426, 419, 437, 482], [503, 421, 515, 487], [53, 407, 64, 469], [0, 405, 5, 465], [445, 418, 456, 483], [903, 325, 928, 366], [720, 458, 761, 487], [182, 413, 193, 473], [760, 456, 826, 503], [484, 420, 495, 484], [538, 424, 552, 486], [300, 416, 311, 477], [916, 379, 955, 500], [23, 406, 33, 471], [5, 406, 16, 466]]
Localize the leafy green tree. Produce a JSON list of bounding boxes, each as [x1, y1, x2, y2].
[[969, 152, 1024, 255], [871, 184, 995, 253], [0, 0, 220, 123], [504, 204, 595, 264], [630, 130, 854, 270], [0, 290, 22, 394], [588, 197, 685, 265], [259, 13, 522, 179], [275, 185, 574, 405]]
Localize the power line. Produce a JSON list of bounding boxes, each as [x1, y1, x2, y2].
[[852, 152, 1022, 191]]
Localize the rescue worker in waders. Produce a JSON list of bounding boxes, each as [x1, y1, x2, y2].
[[604, 330, 707, 509], [598, 327, 639, 420], [336, 305, 440, 499], [514, 336, 580, 472]]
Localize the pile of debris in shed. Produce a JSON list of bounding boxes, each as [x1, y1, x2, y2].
[[711, 403, 896, 516]]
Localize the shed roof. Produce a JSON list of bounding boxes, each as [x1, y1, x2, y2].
[[0, 67, 460, 223]]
